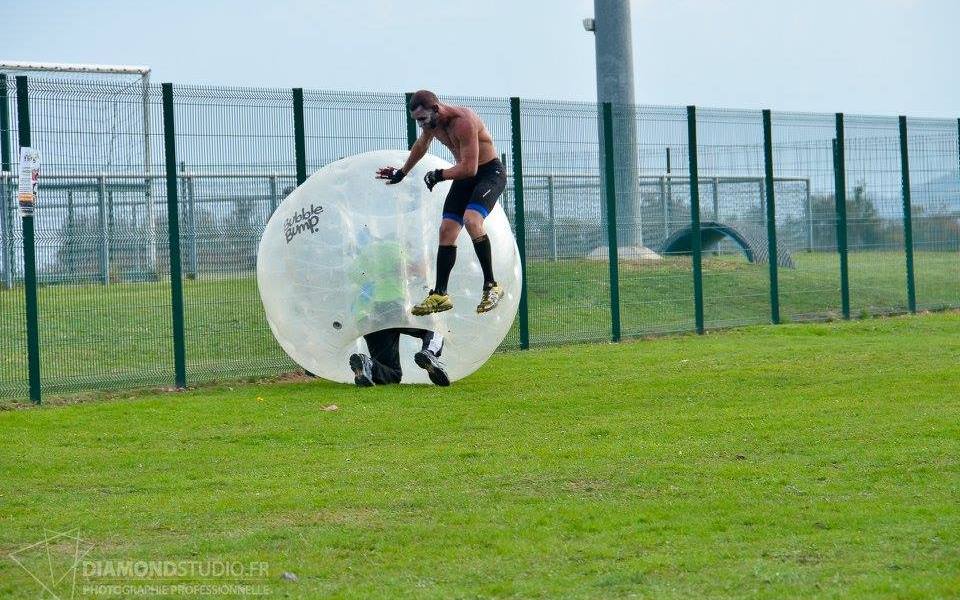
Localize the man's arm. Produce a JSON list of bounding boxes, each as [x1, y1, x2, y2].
[[376, 129, 434, 184], [439, 119, 479, 180], [401, 130, 434, 173]]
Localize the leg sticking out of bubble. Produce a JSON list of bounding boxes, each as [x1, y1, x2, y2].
[[375, 90, 506, 315], [350, 328, 449, 387]]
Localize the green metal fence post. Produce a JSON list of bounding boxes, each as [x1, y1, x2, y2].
[[687, 105, 705, 334], [404, 92, 417, 150], [161, 83, 187, 389], [0, 74, 7, 170], [601, 102, 621, 342], [500, 153, 510, 216], [834, 114, 850, 319], [291, 87, 310, 375], [898, 116, 916, 314], [0, 74, 12, 291], [762, 109, 781, 324], [16, 76, 41, 404], [509, 97, 530, 349], [292, 88, 307, 186], [664, 147, 672, 240]]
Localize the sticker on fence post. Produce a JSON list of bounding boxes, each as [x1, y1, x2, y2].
[[18, 147, 40, 217]]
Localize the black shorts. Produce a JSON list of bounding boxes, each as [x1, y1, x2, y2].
[[442, 158, 506, 224]]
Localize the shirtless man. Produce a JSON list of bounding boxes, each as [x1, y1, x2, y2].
[[376, 90, 506, 315]]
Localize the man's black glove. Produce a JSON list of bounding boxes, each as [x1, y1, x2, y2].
[[376, 167, 406, 185], [424, 169, 445, 191]]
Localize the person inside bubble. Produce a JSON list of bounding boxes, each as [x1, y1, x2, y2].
[[347, 228, 449, 387]]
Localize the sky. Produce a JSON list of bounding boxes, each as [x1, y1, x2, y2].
[[1, 0, 957, 118]]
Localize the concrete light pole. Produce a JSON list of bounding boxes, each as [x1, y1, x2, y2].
[[584, 0, 644, 248]]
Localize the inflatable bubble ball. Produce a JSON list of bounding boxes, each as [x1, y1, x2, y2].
[[257, 150, 522, 384]]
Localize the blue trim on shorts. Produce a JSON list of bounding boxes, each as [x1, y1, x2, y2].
[[465, 203, 490, 218], [442, 212, 464, 224]]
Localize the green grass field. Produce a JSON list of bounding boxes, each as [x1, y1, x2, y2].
[[1, 313, 959, 598], [2, 249, 958, 399]]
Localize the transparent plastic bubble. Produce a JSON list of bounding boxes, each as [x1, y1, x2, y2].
[[257, 150, 521, 384]]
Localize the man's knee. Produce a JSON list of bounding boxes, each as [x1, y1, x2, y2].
[[463, 210, 486, 238], [439, 219, 461, 245]]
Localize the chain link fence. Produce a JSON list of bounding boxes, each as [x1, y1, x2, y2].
[[1, 74, 958, 401]]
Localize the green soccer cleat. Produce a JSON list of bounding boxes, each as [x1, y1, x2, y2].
[[411, 290, 453, 316], [476, 284, 504, 314]]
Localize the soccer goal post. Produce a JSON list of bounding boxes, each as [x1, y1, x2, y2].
[[0, 60, 158, 276]]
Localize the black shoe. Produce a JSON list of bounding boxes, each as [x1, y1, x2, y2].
[[414, 350, 450, 387], [349, 353, 374, 387]]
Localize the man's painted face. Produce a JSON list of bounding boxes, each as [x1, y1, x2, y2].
[[411, 105, 439, 129]]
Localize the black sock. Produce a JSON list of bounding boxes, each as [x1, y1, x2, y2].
[[435, 245, 456, 294], [472, 234, 496, 288]]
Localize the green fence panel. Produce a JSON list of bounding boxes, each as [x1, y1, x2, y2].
[[617, 106, 694, 338], [0, 75, 958, 400], [1, 74, 12, 290], [768, 112, 842, 322], [840, 114, 907, 317], [514, 99, 609, 346], [903, 117, 960, 312], [0, 76, 176, 396], [172, 85, 298, 384], [691, 107, 769, 330], [0, 73, 28, 400]]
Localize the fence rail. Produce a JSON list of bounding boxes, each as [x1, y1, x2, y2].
[[0, 170, 811, 284], [0, 73, 958, 402]]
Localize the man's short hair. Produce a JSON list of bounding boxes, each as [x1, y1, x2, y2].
[[409, 90, 440, 112]]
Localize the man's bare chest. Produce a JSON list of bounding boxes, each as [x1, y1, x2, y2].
[[434, 128, 460, 154]]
